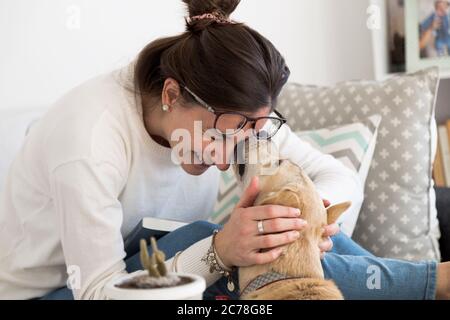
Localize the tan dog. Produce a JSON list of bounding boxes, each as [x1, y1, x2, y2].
[[233, 139, 351, 300]]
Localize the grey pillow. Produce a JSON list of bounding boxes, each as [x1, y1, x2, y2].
[[277, 68, 441, 261]]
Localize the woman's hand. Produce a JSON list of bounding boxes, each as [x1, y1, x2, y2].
[[214, 177, 307, 268], [320, 199, 340, 258], [214, 177, 341, 268]]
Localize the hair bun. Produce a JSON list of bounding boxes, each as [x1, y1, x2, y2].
[[183, 0, 240, 19]]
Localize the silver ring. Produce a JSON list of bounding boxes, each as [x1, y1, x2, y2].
[[257, 220, 264, 234]]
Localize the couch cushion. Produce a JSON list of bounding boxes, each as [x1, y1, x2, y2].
[[276, 68, 440, 261], [210, 115, 381, 237]]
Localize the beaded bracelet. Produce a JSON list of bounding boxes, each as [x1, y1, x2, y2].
[[201, 229, 236, 291]]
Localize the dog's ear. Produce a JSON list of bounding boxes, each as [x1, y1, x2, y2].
[[326, 201, 351, 225], [258, 185, 302, 209]]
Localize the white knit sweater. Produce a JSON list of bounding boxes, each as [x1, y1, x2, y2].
[[0, 63, 363, 300]]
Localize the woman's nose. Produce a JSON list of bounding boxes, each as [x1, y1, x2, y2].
[[203, 138, 235, 169], [215, 163, 230, 171], [209, 147, 232, 171]]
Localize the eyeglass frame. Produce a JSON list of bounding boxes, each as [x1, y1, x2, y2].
[[181, 85, 287, 139]]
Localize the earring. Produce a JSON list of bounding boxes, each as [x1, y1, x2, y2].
[[162, 104, 170, 112]]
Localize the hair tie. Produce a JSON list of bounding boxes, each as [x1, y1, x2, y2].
[[187, 11, 235, 25]]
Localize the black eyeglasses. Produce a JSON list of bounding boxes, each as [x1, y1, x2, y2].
[[182, 86, 287, 140]]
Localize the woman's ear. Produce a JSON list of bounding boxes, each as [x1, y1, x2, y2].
[[326, 201, 352, 225], [161, 78, 181, 107]]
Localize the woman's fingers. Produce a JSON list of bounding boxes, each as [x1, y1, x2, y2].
[[254, 231, 300, 249], [247, 205, 301, 221], [320, 223, 339, 254], [319, 236, 333, 252], [320, 222, 337, 253], [257, 217, 307, 235], [322, 223, 340, 237]]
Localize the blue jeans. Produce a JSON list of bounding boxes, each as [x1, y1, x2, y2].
[[435, 37, 450, 56], [41, 221, 437, 300]]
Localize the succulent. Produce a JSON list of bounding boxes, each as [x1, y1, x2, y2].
[[140, 237, 168, 277]]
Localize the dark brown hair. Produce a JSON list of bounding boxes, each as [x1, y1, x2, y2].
[[134, 0, 290, 113]]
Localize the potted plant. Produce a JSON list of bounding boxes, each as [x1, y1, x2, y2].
[[105, 237, 206, 300]]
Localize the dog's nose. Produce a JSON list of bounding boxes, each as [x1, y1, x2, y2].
[[234, 139, 247, 163], [238, 163, 246, 177]]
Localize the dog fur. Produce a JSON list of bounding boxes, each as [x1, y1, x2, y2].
[[233, 140, 351, 300]]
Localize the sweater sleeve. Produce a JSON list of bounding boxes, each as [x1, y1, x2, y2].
[[50, 159, 129, 300], [272, 124, 364, 235], [164, 235, 222, 287]]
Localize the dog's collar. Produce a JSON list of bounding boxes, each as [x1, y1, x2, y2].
[[240, 271, 293, 297]]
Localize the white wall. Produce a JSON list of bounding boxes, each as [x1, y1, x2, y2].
[[0, 0, 374, 110]]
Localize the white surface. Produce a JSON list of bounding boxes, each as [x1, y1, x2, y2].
[[104, 271, 206, 300], [143, 217, 187, 232], [370, 0, 390, 80], [0, 0, 375, 112]]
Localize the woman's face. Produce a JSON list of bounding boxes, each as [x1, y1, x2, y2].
[[168, 101, 271, 176], [436, 1, 449, 16]]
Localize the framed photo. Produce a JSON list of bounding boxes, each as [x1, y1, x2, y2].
[[406, 0, 450, 73]]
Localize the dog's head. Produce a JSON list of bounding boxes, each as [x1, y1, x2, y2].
[[233, 138, 283, 190], [233, 138, 351, 259], [233, 138, 350, 221]]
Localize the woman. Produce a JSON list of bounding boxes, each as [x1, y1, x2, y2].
[[420, 0, 450, 56], [0, 0, 448, 300]]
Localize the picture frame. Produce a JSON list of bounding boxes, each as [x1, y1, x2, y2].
[[405, 0, 450, 75], [387, 0, 406, 73]]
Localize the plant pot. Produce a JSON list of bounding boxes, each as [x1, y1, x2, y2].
[[104, 271, 206, 300]]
